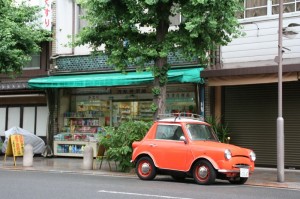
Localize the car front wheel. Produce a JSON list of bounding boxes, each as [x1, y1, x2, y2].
[[136, 157, 156, 180], [193, 160, 216, 185]]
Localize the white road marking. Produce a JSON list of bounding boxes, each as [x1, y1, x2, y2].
[[98, 190, 194, 199]]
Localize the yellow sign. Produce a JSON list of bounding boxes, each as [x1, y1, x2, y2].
[[4, 134, 24, 166], [11, 135, 24, 156]]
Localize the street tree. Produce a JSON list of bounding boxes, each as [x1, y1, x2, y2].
[[0, 0, 51, 76], [76, 0, 242, 119]]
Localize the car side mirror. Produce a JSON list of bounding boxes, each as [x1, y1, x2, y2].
[[179, 136, 187, 144]]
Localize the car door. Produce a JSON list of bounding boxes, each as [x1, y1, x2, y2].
[[150, 124, 189, 171]]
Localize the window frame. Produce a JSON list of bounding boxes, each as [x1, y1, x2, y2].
[[240, 0, 300, 20], [155, 124, 183, 140]]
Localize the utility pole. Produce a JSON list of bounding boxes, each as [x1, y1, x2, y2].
[[277, 0, 284, 183]]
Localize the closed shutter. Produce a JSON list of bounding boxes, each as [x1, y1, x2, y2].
[[224, 82, 300, 168]]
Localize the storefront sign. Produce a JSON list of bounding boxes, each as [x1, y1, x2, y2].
[[28, 0, 52, 31], [4, 134, 24, 166]]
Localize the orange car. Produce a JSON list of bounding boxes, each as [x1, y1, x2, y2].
[[131, 114, 256, 185]]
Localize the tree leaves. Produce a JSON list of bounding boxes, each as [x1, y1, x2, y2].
[[98, 120, 153, 172], [75, 0, 242, 117], [0, 0, 52, 75], [76, 0, 242, 72]]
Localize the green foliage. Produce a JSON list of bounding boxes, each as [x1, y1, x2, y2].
[[0, 0, 52, 76], [151, 87, 161, 96], [76, 0, 243, 115], [76, 0, 242, 71], [205, 116, 230, 143], [98, 120, 153, 172], [150, 103, 158, 112]]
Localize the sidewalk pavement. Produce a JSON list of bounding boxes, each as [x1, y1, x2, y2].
[[1, 156, 300, 190]]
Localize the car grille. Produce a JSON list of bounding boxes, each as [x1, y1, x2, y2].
[[234, 164, 250, 169]]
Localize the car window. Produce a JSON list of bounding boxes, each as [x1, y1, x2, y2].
[[155, 125, 183, 141], [186, 124, 218, 141]]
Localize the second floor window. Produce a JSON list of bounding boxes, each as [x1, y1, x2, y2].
[[272, 0, 300, 14], [24, 53, 41, 69], [240, 0, 300, 19], [77, 4, 88, 33]]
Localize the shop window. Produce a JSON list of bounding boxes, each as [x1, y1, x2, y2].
[[166, 92, 196, 114]]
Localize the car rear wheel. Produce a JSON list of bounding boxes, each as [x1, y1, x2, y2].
[[229, 177, 248, 185], [193, 160, 216, 185], [136, 157, 156, 180]]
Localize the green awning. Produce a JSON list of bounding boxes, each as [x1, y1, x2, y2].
[[28, 68, 204, 89]]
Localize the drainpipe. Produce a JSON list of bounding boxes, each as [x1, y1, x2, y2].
[[72, 0, 75, 55]]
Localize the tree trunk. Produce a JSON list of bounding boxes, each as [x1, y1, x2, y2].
[[152, 2, 171, 120], [153, 58, 167, 120]]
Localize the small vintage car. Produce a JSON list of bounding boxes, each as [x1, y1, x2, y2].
[[131, 113, 256, 185]]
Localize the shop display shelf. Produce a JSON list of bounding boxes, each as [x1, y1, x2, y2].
[[53, 140, 98, 157]]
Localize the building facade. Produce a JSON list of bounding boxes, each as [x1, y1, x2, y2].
[[28, 0, 205, 157], [201, 1, 300, 168], [0, 0, 52, 144]]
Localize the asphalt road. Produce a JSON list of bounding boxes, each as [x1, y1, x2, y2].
[[1, 170, 299, 199]]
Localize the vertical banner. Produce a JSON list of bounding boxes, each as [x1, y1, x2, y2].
[[29, 0, 52, 31], [42, 0, 52, 31]]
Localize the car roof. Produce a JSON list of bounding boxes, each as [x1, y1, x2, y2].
[[157, 113, 207, 124]]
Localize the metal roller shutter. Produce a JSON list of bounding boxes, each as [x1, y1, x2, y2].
[[224, 82, 300, 168]]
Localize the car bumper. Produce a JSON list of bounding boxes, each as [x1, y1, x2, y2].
[[216, 157, 255, 176]]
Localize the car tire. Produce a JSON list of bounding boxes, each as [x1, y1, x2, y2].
[[136, 157, 156, 180], [193, 160, 216, 185], [229, 177, 248, 185]]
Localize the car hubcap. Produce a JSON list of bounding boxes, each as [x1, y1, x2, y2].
[[198, 166, 208, 179], [141, 162, 150, 174]]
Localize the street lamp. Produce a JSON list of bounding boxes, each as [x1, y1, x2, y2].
[[277, 0, 300, 183]]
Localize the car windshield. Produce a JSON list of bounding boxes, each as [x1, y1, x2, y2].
[[186, 124, 219, 141]]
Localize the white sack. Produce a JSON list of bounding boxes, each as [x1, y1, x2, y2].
[[2, 127, 45, 154]]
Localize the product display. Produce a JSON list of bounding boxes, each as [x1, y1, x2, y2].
[[112, 101, 154, 125], [55, 90, 197, 157], [53, 131, 101, 157], [55, 101, 108, 157]]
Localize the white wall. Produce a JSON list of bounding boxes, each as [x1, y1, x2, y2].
[[55, 0, 74, 54], [55, 0, 92, 55], [221, 15, 300, 69], [0, 108, 6, 136], [7, 107, 20, 129], [36, 106, 48, 136], [23, 107, 35, 133]]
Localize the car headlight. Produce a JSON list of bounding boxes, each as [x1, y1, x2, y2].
[[250, 151, 256, 162], [224, 149, 232, 160]]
